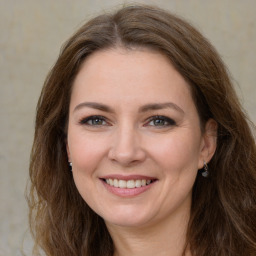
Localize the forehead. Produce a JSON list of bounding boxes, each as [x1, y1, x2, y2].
[[70, 47, 194, 111]]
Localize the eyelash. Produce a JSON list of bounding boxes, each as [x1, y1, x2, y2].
[[79, 115, 108, 126], [145, 115, 176, 127], [79, 115, 176, 127]]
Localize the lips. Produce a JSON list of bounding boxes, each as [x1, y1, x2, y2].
[[100, 175, 157, 197]]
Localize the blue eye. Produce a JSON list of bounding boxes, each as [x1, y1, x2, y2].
[[147, 116, 176, 127], [79, 115, 107, 126]]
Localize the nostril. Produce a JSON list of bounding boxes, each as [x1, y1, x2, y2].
[[108, 147, 146, 166]]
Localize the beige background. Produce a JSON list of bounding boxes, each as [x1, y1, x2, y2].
[[0, 0, 255, 255]]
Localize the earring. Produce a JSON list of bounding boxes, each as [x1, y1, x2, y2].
[[69, 162, 72, 171], [201, 161, 209, 177]]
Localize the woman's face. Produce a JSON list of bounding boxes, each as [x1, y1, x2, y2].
[[67, 48, 212, 228]]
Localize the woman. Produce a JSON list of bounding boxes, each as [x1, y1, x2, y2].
[[28, 4, 256, 256]]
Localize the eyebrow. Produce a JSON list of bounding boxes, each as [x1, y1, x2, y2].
[[73, 102, 184, 114], [73, 102, 115, 113], [138, 102, 184, 114]]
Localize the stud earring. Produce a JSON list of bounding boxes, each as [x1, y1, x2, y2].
[[201, 161, 209, 177], [69, 162, 72, 171]]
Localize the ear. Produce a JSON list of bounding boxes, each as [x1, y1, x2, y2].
[[66, 138, 71, 162], [198, 118, 217, 169]]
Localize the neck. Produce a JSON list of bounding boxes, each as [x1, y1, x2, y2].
[[106, 209, 191, 256]]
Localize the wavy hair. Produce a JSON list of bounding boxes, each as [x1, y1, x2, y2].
[[28, 4, 256, 256]]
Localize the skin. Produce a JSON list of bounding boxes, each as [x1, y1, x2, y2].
[[66, 47, 217, 256]]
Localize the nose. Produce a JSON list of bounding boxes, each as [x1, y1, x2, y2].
[[108, 124, 146, 166]]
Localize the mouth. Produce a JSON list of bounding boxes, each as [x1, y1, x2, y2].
[[100, 176, 158, 197], [103, 178, 156, 189]]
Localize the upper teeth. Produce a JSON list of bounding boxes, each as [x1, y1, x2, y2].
[[105, 179, 152, 189]]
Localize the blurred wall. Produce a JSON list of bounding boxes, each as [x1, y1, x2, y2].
[[0, 0, 255, 255]]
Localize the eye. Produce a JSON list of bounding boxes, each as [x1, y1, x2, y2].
[[79, 115, 108, 126], [146, 115, 176, 127]]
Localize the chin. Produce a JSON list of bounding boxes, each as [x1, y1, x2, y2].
[[105, 215, 151, 228], [100, 207, 154, 228]]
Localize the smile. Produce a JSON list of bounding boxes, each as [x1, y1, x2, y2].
[[100, 176, 157, 197], [104, 179, 154, 189]]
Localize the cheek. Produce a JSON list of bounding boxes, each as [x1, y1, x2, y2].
[[146, 132, 202, 173], [69, 134, 108, 206], [68, 132, 108, 174]]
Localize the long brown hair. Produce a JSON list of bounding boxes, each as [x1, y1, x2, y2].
[[28, 4, 256, 256]]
